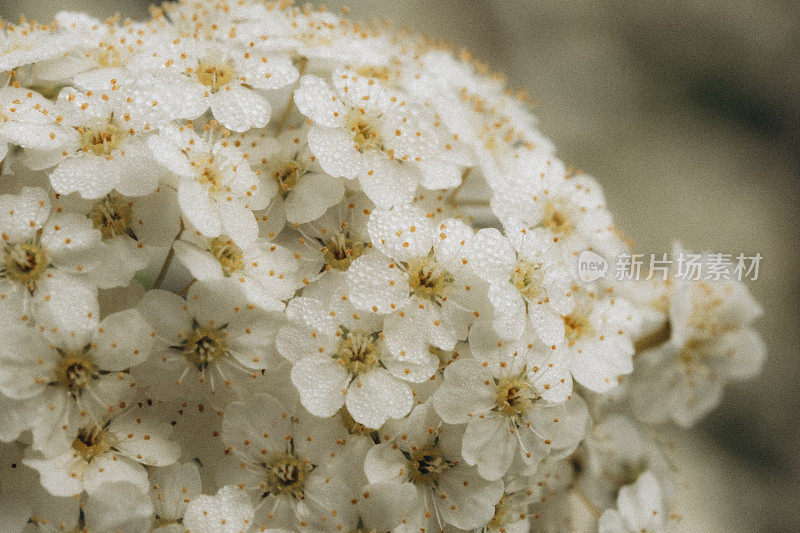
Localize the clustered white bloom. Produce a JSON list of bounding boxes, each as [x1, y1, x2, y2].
[[0, 2, 766, 532]]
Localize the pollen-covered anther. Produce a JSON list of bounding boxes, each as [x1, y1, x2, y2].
[[542, 200, 573, 235], [495, 377, 536, 417], [272, 160, 303, 197], [511, 260, 545, 300], [195, 157, 224, 192], [72, 423, 115, 461], [562, 311, 594, 344], [346, 109, 384, 152], [410, 447, 452, 485]]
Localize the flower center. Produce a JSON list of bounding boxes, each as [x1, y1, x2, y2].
[[182, 327, 227, 370], [196, 61, 234, 92], [542, 201, 572, 235], [88, 193, 134, 240], [209, 236, 244, 277], [355, 65, 393, 83], [495, 377, 536, 417], [336, 331, 380, 374], [678, 338, 707, 367], [193, 156, 224, 192], [272, 160, 302, 197], [81, 122, 125, 156], [2, 241, 48, 291], [562, 311, 594, 345], [488, 493, 511, 530], [322, 232, 364, 271], [97, 46, 124, 68], [54, 351, 98, 397], [264, 452, 310, 499], [410, 447, 452, 485], [347, 110, 383, 152], [72, 424, 113, 462], [511, 260, 545, 301], [407, 257, 452, 302]]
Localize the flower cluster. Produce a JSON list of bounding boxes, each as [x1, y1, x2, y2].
[[0, 2, 765, 532]]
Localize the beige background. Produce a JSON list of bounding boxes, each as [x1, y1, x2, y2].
[[3, 1, 799, 530]]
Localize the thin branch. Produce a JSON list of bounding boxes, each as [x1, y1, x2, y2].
[[451, 199, 490, 208], [571, 483, 602, 519], [178, 278, 197, 297], [633, 320, 672, 354], [153, 221, 184, 290]]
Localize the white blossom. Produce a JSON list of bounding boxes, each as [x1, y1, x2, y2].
[[366, 402, 505, 530], [23, 403, 180, 496], [148, 122, 270, 246], [631, 275, 765, 426], [598, 471, 665, 533], [219, 392, 358, 531], [136, 280, 283, 404], [433, 357, 586, 480], [0, 307, 151, 454], [0, 1, 766, 530]]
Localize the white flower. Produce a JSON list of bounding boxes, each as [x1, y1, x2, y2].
[[294, 67, 470, 208], [493, 168, 627, 260], [220, 393, 358, 531], [585, 415, 650, 482], [0, 0, 769, 528], [26, 480, 155, 533], [148, 123, 269, 246], [0, 14, 104, 72], [53, 187, 181, 289], [365, 402, 504, 530], [346, 206, 486, 362], [41, 87, 165, 199], [598, 471, 665, 533], [433, 356, 586, 480], [548, 290, 643, 393], [232, 7, 396, 64], [0, 87, 72, 163], [467, 226, 575, 344], [285, 191, 372, 288], [484, 458, 572, 533], [28, 16, 155, 82], [127, 35, 297, 132], [631, 277, 765, 427], [0, 307, 152, 453], [0, 187, 126, 331], [23, 405, 180, 496], [397, 49, 547, 164], [81, 481, 156, 532], [136, 280, 283, 404], [277, 292, 416, 429], [236, 126, 345, 224], [174, 229, 299, 312]]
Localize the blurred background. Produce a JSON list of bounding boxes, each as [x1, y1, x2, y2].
[[3, 0, 798, 530]]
